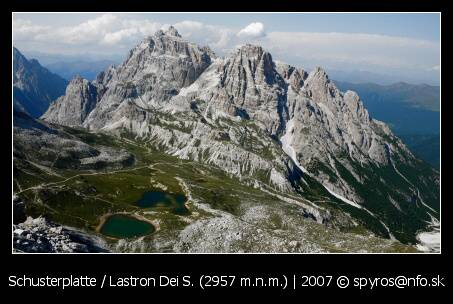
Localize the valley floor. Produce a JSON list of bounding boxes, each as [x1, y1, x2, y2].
[[13, 130, 420, 253]]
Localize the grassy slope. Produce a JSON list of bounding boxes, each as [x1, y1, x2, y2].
[[14, 126, 418, 252]]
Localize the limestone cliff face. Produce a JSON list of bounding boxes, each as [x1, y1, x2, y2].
[[41, 76, 100, 127], [82, 26, 213, 130], [203, 44, 288, 136]]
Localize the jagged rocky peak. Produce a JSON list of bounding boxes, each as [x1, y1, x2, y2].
[[134, 25, 208, 61], [303, 66, 340, 104], [95, 64, 117, 87], [115, 26, 212, 88], [238, 44, 265, 57], [276, 62, 308, 92], [196, 43, 287, 135], [70, 74, 87, 84], [200, 45, 216, 59], [42, 75, 99, 127], [165, 25, 182, 37], [231, 44, 275, 84], [308, 66, 329, 79], [64, 74, 97, 96], [343, 90, 371, 123], [305, 66, 330, 88], [45, 26, 216, 130], [220, 43, 284, 102], [152, 29, 190, 55], [152, 25, 181, 38], [77, 27, 215, 130]]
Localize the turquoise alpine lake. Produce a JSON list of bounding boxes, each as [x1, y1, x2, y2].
[[136, 191, 189, 215], [100, 214, 155, 238]]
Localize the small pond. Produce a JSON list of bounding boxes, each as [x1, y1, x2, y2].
[[136, 191, 189, 215], [100, 214, 155, 239]]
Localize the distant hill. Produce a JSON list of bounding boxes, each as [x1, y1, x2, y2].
[[334, 81, 439, 112], [399, 134, 440, 170], [13, 48, 68, 118], [45, 60, 117, 81], [328, 69, 439, 86]]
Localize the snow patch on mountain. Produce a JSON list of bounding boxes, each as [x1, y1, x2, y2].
[[416, 230, 440, 252], [323, 185, 362, 209], [416, 214, 440, 252], [280, 119, 309, 174]]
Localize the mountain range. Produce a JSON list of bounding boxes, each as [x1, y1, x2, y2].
[[13, 27, 440, 253], [45, 60, 118, 81], [24, 51, 440, 168], [334, 81, 439, 112], [13, 48, 68, 118], [327, 69, 439, 86]]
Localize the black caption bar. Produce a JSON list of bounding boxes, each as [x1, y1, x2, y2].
[[7, 273, 447, 290]]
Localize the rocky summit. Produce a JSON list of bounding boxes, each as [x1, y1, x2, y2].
[[13, 26, 439, 253]]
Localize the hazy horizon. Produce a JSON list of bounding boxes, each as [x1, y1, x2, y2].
[[13, 13, 441, 85]]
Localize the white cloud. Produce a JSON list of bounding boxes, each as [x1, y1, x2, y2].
[[173, 20, 204, 32], [262, 31, 439, 72], [102, 28, 139, 45], [173, 21, 235, 49], [14, 19, 50, 36], [65, 14, 118, 39], [237, 22, 265, 38], [123, 19, 162, 37], [14, 14, 163, 50]]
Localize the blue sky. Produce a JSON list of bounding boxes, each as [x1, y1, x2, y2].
[[130, 13, 441, 41], [13, 13, 440, 84]]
